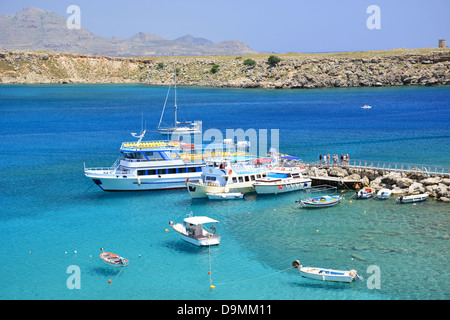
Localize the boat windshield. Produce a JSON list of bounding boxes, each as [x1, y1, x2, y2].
[[267, 173, 287, 179]]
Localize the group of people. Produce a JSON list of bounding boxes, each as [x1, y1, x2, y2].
[[318, 153, 350, 165]]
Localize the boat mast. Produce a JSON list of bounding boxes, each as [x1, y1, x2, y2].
[[174, 69, 178, 128]]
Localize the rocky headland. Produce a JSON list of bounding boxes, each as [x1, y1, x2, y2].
[[1, 48, 450, 88], [304, 165, 450, 202]]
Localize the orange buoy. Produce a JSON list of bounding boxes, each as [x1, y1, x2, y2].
[[108, 279, 111, 283]]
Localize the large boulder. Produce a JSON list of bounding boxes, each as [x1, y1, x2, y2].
[[420, 177, 442, 186], [381, 172, 402, 185], [396, 178, 414, 188], [327, 167, 348, 178], [408, 182, 425, 195]]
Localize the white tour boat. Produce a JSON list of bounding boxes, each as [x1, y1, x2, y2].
[[169, 214, 220, 247], [292, 260, 359, 283], [84, 130, 204, 191], [186, 155, 276, 199], [253, 166, 311, 195], [377, 188, 392, 199]]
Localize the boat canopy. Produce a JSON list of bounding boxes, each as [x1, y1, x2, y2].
[[184, 216, 219, 225], [267, 173, 288, 179]]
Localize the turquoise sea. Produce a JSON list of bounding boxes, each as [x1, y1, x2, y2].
[[0, 84, 449, 300]]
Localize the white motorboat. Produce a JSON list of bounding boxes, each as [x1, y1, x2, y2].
[[253, 166, 311, 195], [170, 215, 220, 247], [356, 187, 375, 199], [377, 188, 392, 199], [207, 192, 244, 200], [397, 193, 429, 204], [292, 260, 359, 283]]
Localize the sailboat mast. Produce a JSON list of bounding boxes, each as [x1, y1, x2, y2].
[[174, 69, 177, 128]]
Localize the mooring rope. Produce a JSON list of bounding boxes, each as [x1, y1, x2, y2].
[[211, 266, 294, 287]]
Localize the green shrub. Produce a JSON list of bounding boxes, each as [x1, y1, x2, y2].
[[157, 62, 164, 69], [211, 64, 219, 74], [268, 55, 281, 66], [243, 58, 256, 66]]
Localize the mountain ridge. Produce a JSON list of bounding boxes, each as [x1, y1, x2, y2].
[[0, 7, 258, 56]]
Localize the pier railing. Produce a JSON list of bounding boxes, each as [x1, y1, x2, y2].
[[301, 159, 450, 177]]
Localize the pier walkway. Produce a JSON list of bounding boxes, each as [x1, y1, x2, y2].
[[301, 159, 450, 178]]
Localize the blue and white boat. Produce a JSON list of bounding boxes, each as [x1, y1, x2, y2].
[[253, 166, 311, 195], [84, 131, 204, 191], [299, 195, 343, 208]]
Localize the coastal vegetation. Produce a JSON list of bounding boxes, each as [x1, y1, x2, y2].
[[0, 47, 449, 88]]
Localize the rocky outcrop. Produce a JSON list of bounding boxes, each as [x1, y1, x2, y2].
[[305, 164, 450, 202], [1, 48, 450, 87]]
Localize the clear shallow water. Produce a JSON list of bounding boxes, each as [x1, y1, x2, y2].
[[0, 84, 449, 300]]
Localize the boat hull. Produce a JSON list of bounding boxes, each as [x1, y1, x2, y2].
[[300, 197, 342, 208], [397, 193, 429, 203], [299, 267, 355, 283], [207, 193, 244, 200], [180, 233, 220, 247], [86, 172, 201, 191], [187, 182, 254, 199], [254, 181, 311, 194]]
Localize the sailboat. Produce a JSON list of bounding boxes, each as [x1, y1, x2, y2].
[[157, 69, 201, 135]]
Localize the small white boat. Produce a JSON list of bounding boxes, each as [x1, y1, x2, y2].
[[292, 260, 359, 283], [207, 192, 244, 200], [170, 214, 220, 247], [377, 188, 392, 199], [356, 187, 375, 199], [100, 250, 129, 268], [299, 195, 342, 208], [361, 105, 372, 109], [397, 193, 429, 204]]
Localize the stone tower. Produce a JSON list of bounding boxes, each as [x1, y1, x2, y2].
[[438, 39, 446, 48]]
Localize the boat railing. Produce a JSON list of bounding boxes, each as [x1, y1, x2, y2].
[[301, 159, 450, 177]]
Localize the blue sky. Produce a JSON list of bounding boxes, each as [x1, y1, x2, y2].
[[1, 0, 449, 53]]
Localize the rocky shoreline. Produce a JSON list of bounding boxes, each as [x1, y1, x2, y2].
[[304, 165, 450, 202], [1, 48, 450, 88]]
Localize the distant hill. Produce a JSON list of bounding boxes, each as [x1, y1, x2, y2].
[[0, 7, 258, 56]]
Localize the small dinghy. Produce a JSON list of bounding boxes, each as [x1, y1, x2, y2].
[[356, 187, 375, 199], [207, 192, 244, 200], [397, 193, 429, 204], [299, 195, 342, 208], [292, 260, 360, 283], [100, 249, 129, 267], [377, 188, 392, 199]]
